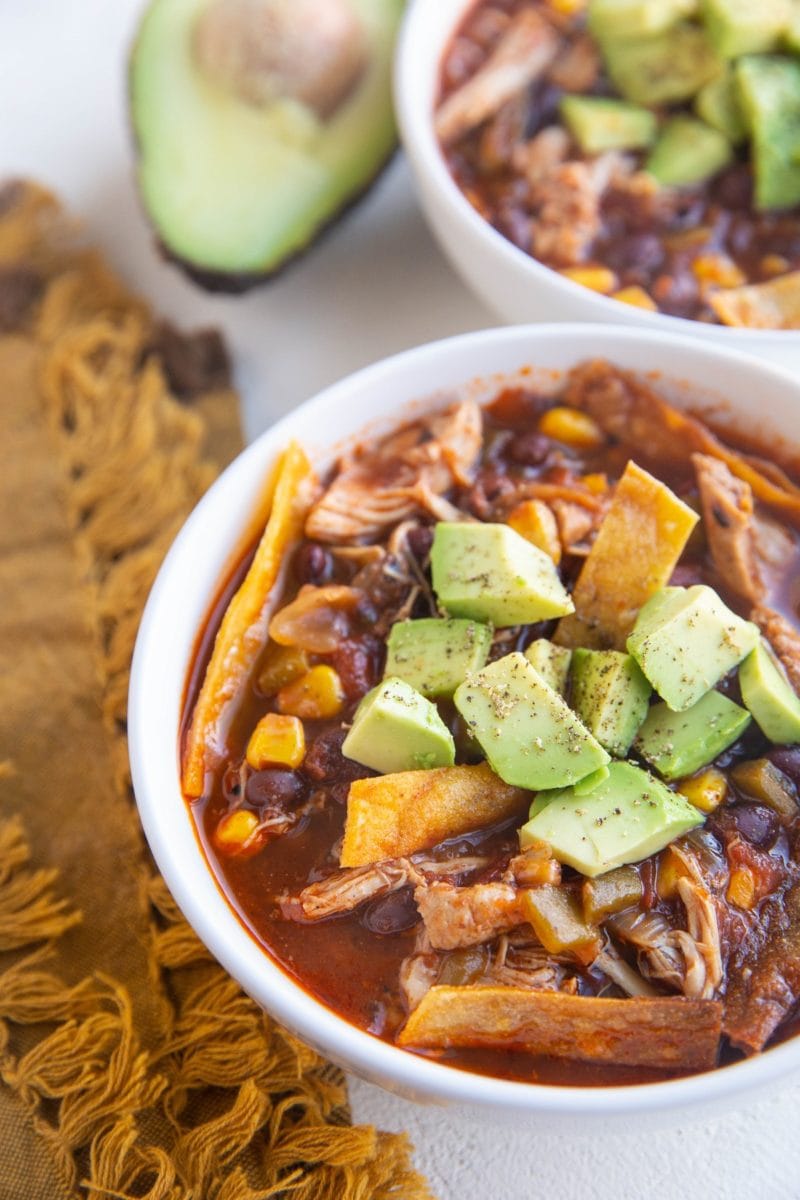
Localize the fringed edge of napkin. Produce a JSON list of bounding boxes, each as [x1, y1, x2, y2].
[[0, 182, 433, 1200]]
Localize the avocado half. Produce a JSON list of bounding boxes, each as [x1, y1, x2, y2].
[[130, 0, 402, 289]]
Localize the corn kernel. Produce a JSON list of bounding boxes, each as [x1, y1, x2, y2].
[[214, 808, 260, 856], [761, 254, 790, 279], [677, 768, 728, 814], [558, 266, 618, 295], [246, 713, 306, 770], [277, 665, 345, 720], [546, 0, 586, 14], [580, 472, 608, 495], [539, 406, 604, 450], [507, 499, 561, 564], [727, 866, 756, 910], [258, 644, 309, 696], [612, 285, 657, 312], [692, 255, 746, 289]]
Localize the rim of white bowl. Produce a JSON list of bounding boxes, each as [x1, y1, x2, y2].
[[393, 0, 800, 345], [130, 323, 800, 1118]]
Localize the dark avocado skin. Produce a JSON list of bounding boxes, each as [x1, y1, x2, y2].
[[151, 146, 398, 294]]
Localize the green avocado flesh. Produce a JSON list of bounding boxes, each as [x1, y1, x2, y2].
[[130, 0, 402, 279], [519, 761, 703, 878]]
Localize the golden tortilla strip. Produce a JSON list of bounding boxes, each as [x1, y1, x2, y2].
[[182, 442, 318, 797], [710, 271, 800, 331], [398, 985, 722, 1070], [555, 461, 698, 650], [340, 763, 528, 868], [565, 360, 800, 525]]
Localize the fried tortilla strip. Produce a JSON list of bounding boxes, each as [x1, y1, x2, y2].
[[398, 985, 722, 1070], [710, 271, 800, 331], [724, 882, 800, 1055], [182, 442, 318, 797], [554, 461, 698, 650], [565, 360, 800, 526], [340, 763, 528, 868]]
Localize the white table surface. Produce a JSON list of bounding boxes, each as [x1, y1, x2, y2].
[[5, 3, 800, 1196]]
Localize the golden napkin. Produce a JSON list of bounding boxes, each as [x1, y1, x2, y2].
[[0, 181, 431, 1200]]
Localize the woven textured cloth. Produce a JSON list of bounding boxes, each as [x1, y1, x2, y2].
[[0, 181, 431, 1200]]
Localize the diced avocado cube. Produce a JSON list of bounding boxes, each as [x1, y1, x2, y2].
[[646, 116, 733, 186], [384, 617, 492, 699], [573, 765, 611, 795], [634, 689, 751, 779], [560, 96, 657, 154], [736, 56, 800, 211], [627, 585, 759, 711], [786, 1, 800, 51], [524, 639, 571, 696], [453, 652, 609, 791], [695, 68, 747, 141], [702, 0, 789, 59], [342, 677, 455, 775], [740, 639, 800, 743], [431, 522, 574, 627], [603, 24, 723, 106], [571, 648, 652, 757], [518, 761, 703, 877], [588, 0, 696, 41]]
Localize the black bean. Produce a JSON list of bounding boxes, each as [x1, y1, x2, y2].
[[407, 525, 434, 561], [293, 542, 333, 586], [766, 746, 800, 789], [246, 768, 305, 808], [362, 887, 419, 935], [507, 431, 551, 466], [729, 803, 779, 848]]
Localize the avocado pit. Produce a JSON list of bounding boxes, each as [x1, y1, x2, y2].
[[192, 0, 367, 119]]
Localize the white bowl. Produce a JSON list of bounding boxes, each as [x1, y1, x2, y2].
[[394, 0, 800, 373], [130, 323, 800, 1128]]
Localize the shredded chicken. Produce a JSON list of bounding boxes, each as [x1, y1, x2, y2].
[[503, 842, 561, 888], [531, 160, 602, 267], [305, 400, 481, 543], [435, 8, 560, 145], [752, 603, 800, 692], [551, 497, 599, 556], [289, 853, 491, 921], [694, 453, 763, 602], [511, 125, 570, 187], [595, 945, 658, 998], [611, 878, 723, 1001], [693, 453, 795, 604], [414, 881, 525, 950], [530, 151, 634, 266], [489, 932, 574, 992], [399, 928, 440, 1012], [547, 31, 600, 92]]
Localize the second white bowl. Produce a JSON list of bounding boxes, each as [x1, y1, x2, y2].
[[394, 0, 800, 373]]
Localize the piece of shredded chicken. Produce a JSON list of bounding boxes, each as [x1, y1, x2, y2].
[[435, 8, 560, 145], [693, 453, 796, 604], [287, 853, 491, 921], [611, 875, 723, 1002], [305, 400, 482, 543], [530, 152, 633, 267], [414, 881, 525, 951]]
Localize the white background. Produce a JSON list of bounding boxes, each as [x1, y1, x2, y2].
[[3, 2, 800, 1195]]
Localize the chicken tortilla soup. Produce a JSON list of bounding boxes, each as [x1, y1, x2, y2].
[[182, 359, 800, 1086]]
